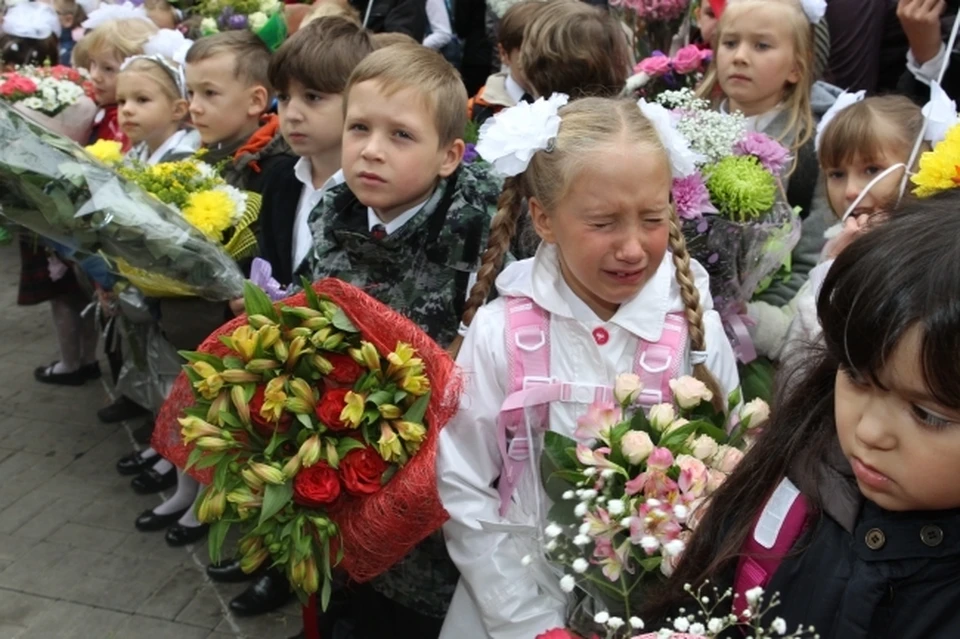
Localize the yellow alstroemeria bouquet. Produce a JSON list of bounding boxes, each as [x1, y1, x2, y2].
[[912, 122, 960, 197]]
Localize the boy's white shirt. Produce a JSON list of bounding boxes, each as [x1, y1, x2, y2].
[[504, 72, 526, 104], [907, 43, 947, 85], [293, 163, 343, 271], [126, 128, 201, 166], [437, 243, 740, 639], [422, 0, 453, 50]]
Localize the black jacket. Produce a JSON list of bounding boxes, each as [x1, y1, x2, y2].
[[255, 155, 301, 287], [349, 0, 426, 40]]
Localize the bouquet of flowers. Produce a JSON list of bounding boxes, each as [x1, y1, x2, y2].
[[652, 89, 801, 362], [911, 121, 960, 198], [611, 0, 692, 60], [537, 373, 767, 638], [85, 142, 260, 296], [1, 65, 97, 143], [0, 101, 245, 300], [152, 278, 461, 608], [194, 0, 283, 37], [627, 46, 711, 101]]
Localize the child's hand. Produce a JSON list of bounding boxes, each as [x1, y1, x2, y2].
[[827, 214, 872, 259], [898, 0, 946, 65], [229, 297, 245, 316]]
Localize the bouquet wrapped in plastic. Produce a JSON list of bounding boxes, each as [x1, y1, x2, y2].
[[0, 101, 245, 301], [652, 89, 802, 362], [1, 65, 97, 144], [152, 278, 462, 606]]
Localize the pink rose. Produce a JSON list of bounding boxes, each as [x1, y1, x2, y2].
[[673, 44, 706, 74], [711, 445, 744, 473], [635, 53, 672, 77], [676, 454, 709, 498], [707, 469, 727, 494]]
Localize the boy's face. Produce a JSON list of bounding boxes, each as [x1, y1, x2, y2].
[[89, 50, 123, 105], [342, 80, 463, 222], [55, 0, 75, 29], [498, 44, 530, 92], [277, 79, 344, 159], [186, 53, 267, 146]]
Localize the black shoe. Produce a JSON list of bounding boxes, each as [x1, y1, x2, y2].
[[98, 396, 149, 423], [135, 507, 188, 532], [165, 523, 209, 547], [116, 450, 159, 476], [132, 419, 154, 446], [207, 558, 257, 584], [130, 466, 176, 494], [81, 362, 102, 380], [229, 569, 293, 616], [34, 362, 86, 386]]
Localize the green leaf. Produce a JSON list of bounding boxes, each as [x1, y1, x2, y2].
[[179, 351, 225, 369], [243, 383, 256, 402], [543, 431, 580, 472], [186, 447, 204, 470], [331, 308, 358, 333], [362, 407, 380, 425], [540, 431, 579, 504], [219, 411, 242, 429], [320, 574, 332, 610], [214, 460, 230, 491], [393, 390, 408, 404], [402, 392, 430, 423], [265, 431, 284, 457], [183, 406, 209, 419], [260, 481, 293, 525], [208, 519, 231, 564], [658, 422, 698, 450], [336, 437, 366, 458], [301, 276, 321, 310], [546, 500, 580, 526], [366, 390, 394, 406], [195, 451, 225, 470], [692, 420, 728, 444], [727, 386, 743, 412], [223, 355, 245, 370], [296, 413, 314, 430], [322, 535, 333, 578], [244, 280, 279, 322]]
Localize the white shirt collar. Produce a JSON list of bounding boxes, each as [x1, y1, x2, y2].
[[292, 162, 343, 270], [294, 157, 341, 191], [504, 72, 526, 104], [720, 100, 783, 133], [132, 129, 194, 166], [367, 199, 428, 236]]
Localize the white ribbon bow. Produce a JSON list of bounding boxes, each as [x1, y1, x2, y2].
[[815, 90, 865, 153], [475, 93, 569, 178], [637, 98, 701, 179], [922, 81, 958, 146]]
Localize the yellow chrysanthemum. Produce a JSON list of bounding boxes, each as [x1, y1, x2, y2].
[[183, 190, 235, 240], [912, 125, 960, 198], [85, 139, 123, 165]]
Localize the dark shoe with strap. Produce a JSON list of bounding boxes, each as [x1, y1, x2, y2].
[[116, 450, 158, 476], [165, 523, 209, 547], [130, 466, 176, 494], [98, 396, 149, 423], [207, 558, 257, 584], [81, 361, 102, 380], [135, 507, 187, 532], [229, 568, 293, 616], [34, 362, 86, 386]]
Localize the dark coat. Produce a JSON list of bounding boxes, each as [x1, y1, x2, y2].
[[349, 0, 426, 40], [255, 155, 301, 287]]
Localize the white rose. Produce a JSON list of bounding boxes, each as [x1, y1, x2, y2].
[[248, 11, 268, 31], [740, 398, 770, 428], [200, 17, 219, 34], [690, 434, 719, 461], [620, 430, 654, 465], [663, 417, 690, 435], [648, 402, 676, 431], [669, 376, 714, 409], [614, 372, 643, 405], [259, 0, 280, 13]]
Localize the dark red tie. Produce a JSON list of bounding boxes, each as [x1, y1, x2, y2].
[[371, 224, 387, 240]]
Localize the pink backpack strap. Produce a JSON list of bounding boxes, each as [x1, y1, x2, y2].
[[733, 477, 811, 619], [633, 312, 687, 407]]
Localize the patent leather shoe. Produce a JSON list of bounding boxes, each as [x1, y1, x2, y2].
[[135, 507, 187, 532], [229, 569, 292, 616], [207, 558, 256, 583], [116, 450, 157, 476], [131, 466, 176, 494], [165, 523, 209, 547]]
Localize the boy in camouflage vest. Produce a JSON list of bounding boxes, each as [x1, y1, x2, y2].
[[297, 44, 502, 637]]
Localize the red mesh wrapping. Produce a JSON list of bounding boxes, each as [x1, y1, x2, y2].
[[153, 278, 462, 582]]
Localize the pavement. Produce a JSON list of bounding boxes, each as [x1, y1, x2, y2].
[[0, 244, 302, 639]]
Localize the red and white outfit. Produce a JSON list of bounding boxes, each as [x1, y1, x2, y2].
[[437, 243, 740, 639]]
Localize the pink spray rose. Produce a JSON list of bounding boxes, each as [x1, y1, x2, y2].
[[635, 53, 672, 77], [673, 44, 706, 74]]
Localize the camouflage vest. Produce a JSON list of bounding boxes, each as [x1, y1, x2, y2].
[[301, 163, 501, 348]]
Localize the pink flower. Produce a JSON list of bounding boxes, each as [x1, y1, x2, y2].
[[575, 401, 621, 443], [647, 447, 674, 470], [584, 507, 619, 539], [672, 173, 717, 220], [635, 52, 671, 77], [576, 444, 619, 470], [710, 445, 744, 473], [706, 469, 727, 494], [673, 44, 706, 74], [676, 454, 709, 499], [734, 131, 791, 174], [630, 499, 683, 553]]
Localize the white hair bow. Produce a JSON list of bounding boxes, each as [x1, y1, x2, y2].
[[475, 93, 569, 178], [637, 98, 700, 179], [143, 29, 194, 65], [2, 2, 62, 40], [814, 90, 865, 153], [81, 2, 150, 30]]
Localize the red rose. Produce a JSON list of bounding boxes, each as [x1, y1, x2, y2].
[[536, 630, 583, 639], [249, 385, 292, 438], [340, 446, 388, 496], [325, 353, 364, 385], [315, 387, 351, 431], [293, 462, 341, 507]]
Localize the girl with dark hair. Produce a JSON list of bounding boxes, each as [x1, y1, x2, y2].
[[646, 188, 960, 638]]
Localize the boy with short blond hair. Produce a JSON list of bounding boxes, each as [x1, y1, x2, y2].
[[298, 44, 502, 635]]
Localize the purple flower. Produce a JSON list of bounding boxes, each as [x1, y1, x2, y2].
[[227, 13, 249, 30], [734, 131, 791, 175], [462, 143, 478, 165], [672, 173, 717, 220]]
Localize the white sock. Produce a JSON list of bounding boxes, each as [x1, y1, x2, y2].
[[178, 502, 203, 528], [151, 459, 173, 475], [50, 361, 78, 374], [152, 470, 199, 515], [140, 447, 158, 460]]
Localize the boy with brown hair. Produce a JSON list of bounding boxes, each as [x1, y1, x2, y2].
[[466, 0, 542, 125]]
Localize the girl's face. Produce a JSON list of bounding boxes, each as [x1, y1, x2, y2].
[[835, 326, 960, 512], [715, 6, 800, 117], [529, 142, 672, 321], [88, 50, 123, 106], [697, 3, 719, 45], [117, 71, 186, 151], [824, 145, 906, 219], [55, 1, 75, 29]]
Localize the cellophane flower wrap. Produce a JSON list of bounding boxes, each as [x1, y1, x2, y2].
[[1, 65, 97, 143], [629, 46, 712, 102], [657, 90, 801, 358], [86, 143, 261, 296], [0, 102, 246, 300], [538, 374, 768, 638], [152, 279, 461, 605]]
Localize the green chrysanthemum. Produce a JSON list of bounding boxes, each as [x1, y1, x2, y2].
[[705, 155, 777, 222]]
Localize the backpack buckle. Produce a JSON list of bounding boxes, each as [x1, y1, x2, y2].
[[522, 375, 555, 389]]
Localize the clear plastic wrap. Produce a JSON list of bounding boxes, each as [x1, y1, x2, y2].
[[0, 101, 245, 301]]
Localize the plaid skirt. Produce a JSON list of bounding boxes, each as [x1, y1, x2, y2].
[[17, 234, 85, 306]]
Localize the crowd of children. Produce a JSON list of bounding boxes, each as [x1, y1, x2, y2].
[[2, 0, 960, 636]]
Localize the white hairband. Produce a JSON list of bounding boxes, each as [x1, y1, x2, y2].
[[2, 2, 62, 40], [475, 93, 569, 177], [120, 54, 188, 99]]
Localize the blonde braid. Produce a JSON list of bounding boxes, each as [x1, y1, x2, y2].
[[668, 211, 726, 411], [448, 178, 523, 358]]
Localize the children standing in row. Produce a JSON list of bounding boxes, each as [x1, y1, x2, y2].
[[438, 97, 740, 638]]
